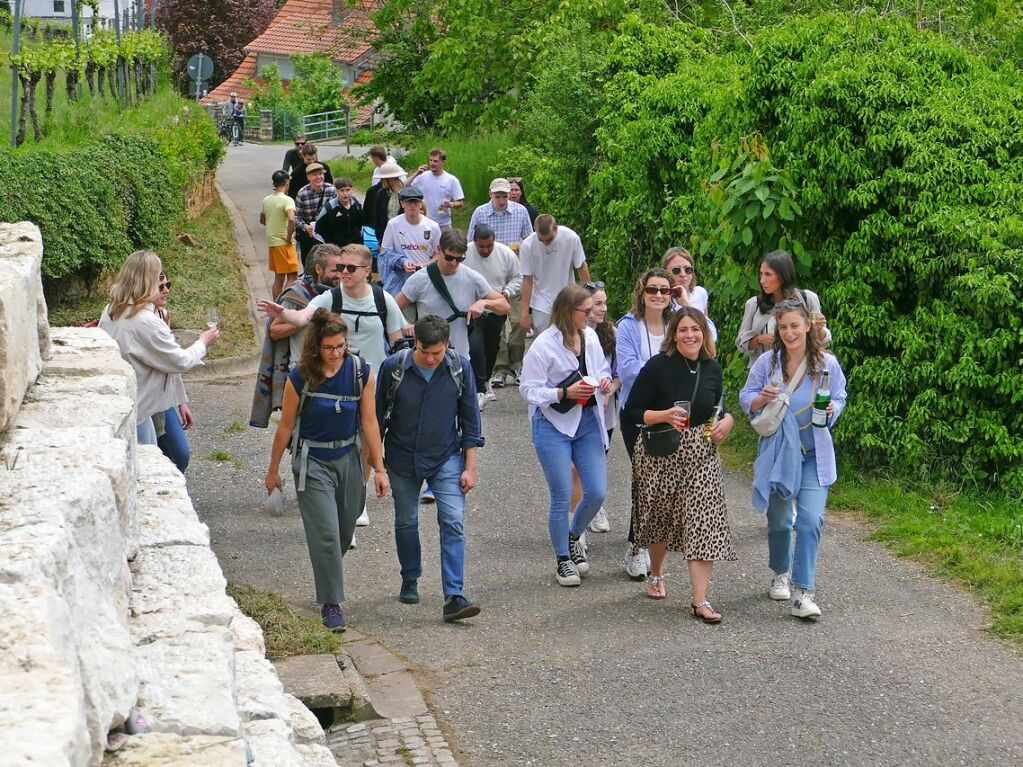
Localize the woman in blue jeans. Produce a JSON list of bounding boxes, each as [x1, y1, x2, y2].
[[740, 301, 847, 620], [521, 285, 613, 587]]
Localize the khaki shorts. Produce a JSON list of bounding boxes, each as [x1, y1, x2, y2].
[[269, 244, 299, 274]]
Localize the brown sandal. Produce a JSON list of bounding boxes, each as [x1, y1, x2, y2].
[[691, 600, 722, 624], [646, 574, 666, 599]]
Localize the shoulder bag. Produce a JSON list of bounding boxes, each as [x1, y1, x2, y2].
[[640, 362, 701, 456], [750, 357, 807, 438]]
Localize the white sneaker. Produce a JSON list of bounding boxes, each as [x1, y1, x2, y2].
[[356, 506, 370, 526], [568, 534, 589, 576], [489, 373, 506, 389], [769, 572, 791, 601], [623, 544, 648, 580], [556, 559, 581, 587], [484, 382, 497, 403], [791, 590, 821, 619], [477, 392, 487, 411], [588, 507, 610, 533], [348, 531, 357, 550]]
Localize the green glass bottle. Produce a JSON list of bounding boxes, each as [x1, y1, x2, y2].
[[811, 371, 831, 428]]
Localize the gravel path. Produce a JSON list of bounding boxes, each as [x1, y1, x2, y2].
[[189, 148, 1023, 767]]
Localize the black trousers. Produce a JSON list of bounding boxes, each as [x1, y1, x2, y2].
[[469, 314, 507, 393]]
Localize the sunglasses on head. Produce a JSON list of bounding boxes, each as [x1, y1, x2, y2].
[[774, 299, 805, 310], [671, 265, 694, 275], [584, 281, 605, 292], [444, 254, 466, 263], [644, 286, 672, 296], [336, 263, 363, 273]]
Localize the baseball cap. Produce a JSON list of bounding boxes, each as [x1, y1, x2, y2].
[[305, 162, 325, 174], [398, 186, 424, 201], [489, 178, 512, 194], [377, 162, 404, 179]]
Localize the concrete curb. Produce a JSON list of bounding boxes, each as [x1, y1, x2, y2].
[[338, 630, 428, 721]]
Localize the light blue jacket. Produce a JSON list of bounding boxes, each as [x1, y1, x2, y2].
[[740, 350, 848, 489], [750, 410, 803, 513], [615, 313, 667, 414]]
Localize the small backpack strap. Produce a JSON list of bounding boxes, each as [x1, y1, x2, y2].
[[382, 349, 411, 432]]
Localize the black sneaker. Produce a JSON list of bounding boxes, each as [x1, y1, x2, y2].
[[321, 603, 346, 632], [399, 580, 420, 604], [568, 533, 590, 575], [443, 594, 480, 622], [556, 559, 581, 587]]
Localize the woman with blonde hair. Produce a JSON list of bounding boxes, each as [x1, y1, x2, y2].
[[521, 284, 613, 587], [100, 250, 219, 446], [264, 309, 388, 631], [661, 246, 717, 340], [623, 307, 736, 622]]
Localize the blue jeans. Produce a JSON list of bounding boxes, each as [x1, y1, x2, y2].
[[157, 407, 191, 473], [532, 408, 607, 557], [766, 456, 829, 590], [389, 452, 467, 597]]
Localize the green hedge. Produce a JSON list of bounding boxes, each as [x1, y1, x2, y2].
[[0, 106, 221, 283], [515, 11, 1023, 493]]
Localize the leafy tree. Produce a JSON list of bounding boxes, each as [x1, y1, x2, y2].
[[155, 0, 276, 91], [287, 52, 346, 116]]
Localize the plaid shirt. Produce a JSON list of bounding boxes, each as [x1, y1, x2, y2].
[[295, 183, 337, 226], [467, 200, 533, 244]]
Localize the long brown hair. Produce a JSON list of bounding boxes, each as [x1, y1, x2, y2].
[[107, 250, 162, 320], [771, 302, 824, 381], [629, 268, 674, 323], [298, 309, 349, 390], [661, 306, 716, 360], [550, 284, 591, 350]]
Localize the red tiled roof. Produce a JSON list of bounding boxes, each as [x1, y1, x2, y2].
[[202, 52, 259, 105], [245, 0, 376, 61]]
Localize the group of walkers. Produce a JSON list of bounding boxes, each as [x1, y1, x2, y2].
[[97, 139, 847, 634]]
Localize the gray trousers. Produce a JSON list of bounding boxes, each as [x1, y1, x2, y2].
[[292, 448, 366, 605]]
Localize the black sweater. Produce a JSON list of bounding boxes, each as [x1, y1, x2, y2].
[[623, 353, 723, 428], [316, 197, 364, 248]]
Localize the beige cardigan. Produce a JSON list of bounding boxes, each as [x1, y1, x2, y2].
[[99, 303, 207, 422]]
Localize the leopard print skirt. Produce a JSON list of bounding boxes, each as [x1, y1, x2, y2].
[[631, 427, 737, 561]]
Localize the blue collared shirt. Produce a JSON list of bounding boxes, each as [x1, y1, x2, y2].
[[376, 350, 484, 480]]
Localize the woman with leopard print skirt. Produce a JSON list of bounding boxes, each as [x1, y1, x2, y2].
[[622, 307, 737, 623]]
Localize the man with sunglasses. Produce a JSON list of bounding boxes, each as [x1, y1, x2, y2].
[[282, 134, 308, 174], [519, 214, 590, 338], [397, 230, 509, 407]]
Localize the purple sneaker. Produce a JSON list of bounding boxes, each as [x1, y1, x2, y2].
[[321, 603, 346, 632]]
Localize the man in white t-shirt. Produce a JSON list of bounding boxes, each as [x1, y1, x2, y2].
[[519, 214, 591, 335], [378, 187, 442, 320], [398, 230, 509, 407], [369, 145, 407, 184], [407, 148, 465, 231]]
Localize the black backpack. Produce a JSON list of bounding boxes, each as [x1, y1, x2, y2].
[[330, 284, 390, 350]]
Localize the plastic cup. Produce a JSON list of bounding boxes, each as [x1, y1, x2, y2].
[[577, 376, 598, 405], [673, 400, 691, 430]]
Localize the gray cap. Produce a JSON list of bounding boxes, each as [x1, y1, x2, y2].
[[398, 186, 424, 201]]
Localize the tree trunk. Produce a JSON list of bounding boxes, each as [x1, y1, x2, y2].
[[149, 64, 156, 95], [45, 72, 56, 121], [16, 74, 30, 146], [85, 63, 96, 96], [28, 72, 42, 142], [134, 60, 143, 99], [97, 66, 106, 97], [65, 70, 79, 102], [107, 64, 117, 102]]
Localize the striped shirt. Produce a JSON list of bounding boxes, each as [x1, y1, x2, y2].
[[467, 200, 533, 244]]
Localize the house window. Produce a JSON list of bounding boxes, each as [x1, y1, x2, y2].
[[54, 0, 66, 12]]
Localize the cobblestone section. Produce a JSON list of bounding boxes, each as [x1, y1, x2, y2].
[[327, 715, 457, 766]]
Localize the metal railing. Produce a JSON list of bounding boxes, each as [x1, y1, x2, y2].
[[301, 109, 349, 141]]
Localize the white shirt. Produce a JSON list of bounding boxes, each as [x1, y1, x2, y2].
[[519, 225, 586, 314], [308, 287, 405, 369], [520, 324, 611, 447], [411, 170, 464, 227], [380, 214, 442, 267], [371, 155, 407, 184], [464, 241, 522, 299]]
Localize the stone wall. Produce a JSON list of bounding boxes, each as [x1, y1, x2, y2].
[[0, 223, 335, 766]]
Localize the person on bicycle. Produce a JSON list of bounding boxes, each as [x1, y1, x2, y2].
[[232, 99, 247, 146]]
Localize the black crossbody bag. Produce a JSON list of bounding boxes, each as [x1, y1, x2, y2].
[[640, 363, 701, 456]]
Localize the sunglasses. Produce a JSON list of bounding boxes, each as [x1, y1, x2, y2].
[[158, 280, 172, 291], [671, 265, 695, 275], [584, 281, 605, 292], [774, 299, 805, 310], [644, 286, 673, 296], [574, 306, 594, 315], [295, 141, 306, 146], [319, 343, 347, 353], [336, 263, 364, 273], [444, 254, 466, 263]]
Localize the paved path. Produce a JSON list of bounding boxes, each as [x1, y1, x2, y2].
[[190, 149, 1023, 767]]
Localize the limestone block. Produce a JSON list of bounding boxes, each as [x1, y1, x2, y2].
[[0, 470, 138, 760], [130, 545, 235, 627], [135, 626, 240, 737], [0, 221, 46, 430], [230, 610, 267, 655], [129, 612, 211, 646], [234, 649, 291, 723], [18, 372, 136, 445], [284, 694, 327, 746], [274, 654, 352, 710], [1, 425, 138, 561], [0, 581, 91, 767], [244, 718, 306, 767], [295, 744, 340, 767], [136, 487, 210, 549], [46, 327, 133, 381], [101, 733, 249, 765]]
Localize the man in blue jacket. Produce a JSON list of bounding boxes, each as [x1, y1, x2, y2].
[[376, 315, 483, 622]]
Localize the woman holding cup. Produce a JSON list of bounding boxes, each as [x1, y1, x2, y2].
[[521, 285, 613, 587], [623, 307, 736, 622]]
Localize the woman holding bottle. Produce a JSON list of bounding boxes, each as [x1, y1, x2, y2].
[[736, 250, 829, 368], [739, 301, 847, 620], [615, 268, 675, 579], [623, 307, 736, 622]]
